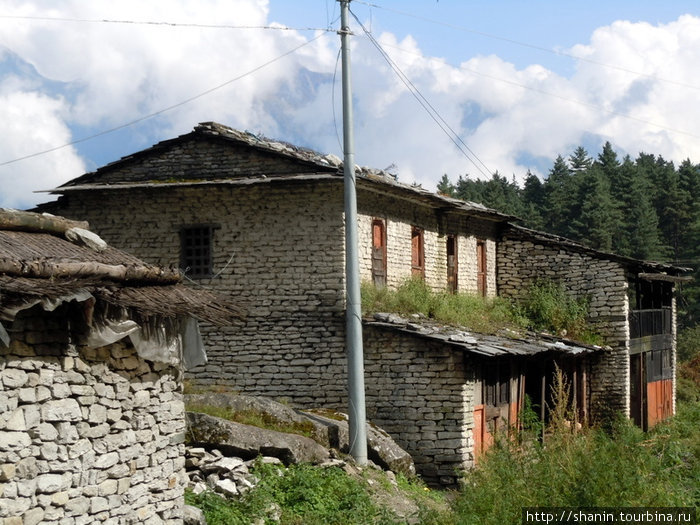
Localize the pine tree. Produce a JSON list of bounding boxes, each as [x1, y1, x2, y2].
[[454, 175, 484, 203], [620, 156, 663, 260], [544, 155, 577, 237], [521, 170, 545, 229], [568, 146, 593, 173], [570, 166, 616, 251], [437, 174, 456, 197]]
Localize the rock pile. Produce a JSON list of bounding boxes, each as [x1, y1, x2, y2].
[[185, 446, 278, 499]]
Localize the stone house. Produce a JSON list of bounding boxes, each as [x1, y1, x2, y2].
[[37, 122, 688, 485], [0, 209, 240, 523]]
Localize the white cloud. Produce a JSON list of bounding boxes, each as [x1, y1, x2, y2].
[[0, 87, 85, 209], [1, 2, 699, 209]]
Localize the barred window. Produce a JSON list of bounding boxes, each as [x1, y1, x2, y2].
[[180, 224, 218, 278]]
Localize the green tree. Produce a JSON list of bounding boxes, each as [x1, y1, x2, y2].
[[570, 166, 616, 251], [521, 170, 546, 229], [624, 161, 663, 260], [568, 146, 593, 173], [544, 155, 577, 237], [437, 173, 456, 197]]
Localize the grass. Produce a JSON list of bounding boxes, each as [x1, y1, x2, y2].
[[361, 278, 528, 335], [361, 278, 602, 344], [187, 400, 700, 524], [185, 403, 316, 438], [186, 460, 405, 525], [453, 401, 700, 524]]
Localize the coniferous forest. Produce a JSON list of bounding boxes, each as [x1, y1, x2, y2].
[[436, 143, 700, 330]]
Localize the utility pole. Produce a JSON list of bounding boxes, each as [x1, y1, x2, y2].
[[339, 0, 368, 465]]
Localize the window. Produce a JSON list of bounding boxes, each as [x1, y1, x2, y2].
[[371, 219, 387, 288], [484, 360, 510, 407], [180, 224, 218, 278], [411, 227, 424, 278], [476, 240, 487, 297], [447, 235, 458, 293]]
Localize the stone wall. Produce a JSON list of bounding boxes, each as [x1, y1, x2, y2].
[[498, 233, 630, 419], [357, 189, 499, 296], [0, 305, 185, 524], [49, 182, 350, 404], [363, 326, 474, 486]]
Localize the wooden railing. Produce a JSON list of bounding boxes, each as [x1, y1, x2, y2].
[[629, 308, 672, 339]]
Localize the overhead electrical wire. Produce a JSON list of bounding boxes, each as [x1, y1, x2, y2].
[[0, 33, 325, 167], [352, 0, 700, 93], [0, 14, 332, 33], [378, 41, 700, 141], [349, 8, 493, 178]]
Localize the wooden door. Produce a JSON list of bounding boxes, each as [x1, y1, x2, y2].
[[411, 227, 424, 278], [629, 354, 644, 428], [473, 405, 493, 463], [447, 235, 458, 293], [647, 380, 673, 428], [476, 240, 486, 296], [371, 220, 386, 288]]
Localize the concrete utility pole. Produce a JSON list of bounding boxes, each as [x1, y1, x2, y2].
[[339, 0, 368, 465]]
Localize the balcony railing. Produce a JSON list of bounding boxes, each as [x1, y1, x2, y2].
[[629, 308, 672, 339]]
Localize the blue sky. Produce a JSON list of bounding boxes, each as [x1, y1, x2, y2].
[[1, 0, 699, 208]]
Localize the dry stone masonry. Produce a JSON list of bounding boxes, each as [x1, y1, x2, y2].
[[363, 325, 474, 486], [498, 232, 632, 419], [0, 306, 186, 524]]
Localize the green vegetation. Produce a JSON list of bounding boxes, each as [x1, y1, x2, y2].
[[186, 460, 409, 525], [438, 144, 700, 329], [454, 403, 700, 524], [187, 401, 700, 524], [184, 403, 315, 438], [362, 278, 602, 344], [361, 278, 527, 335], [520, 280, 602, 344]]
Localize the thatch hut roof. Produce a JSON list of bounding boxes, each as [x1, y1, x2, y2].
[[0, 208, 243, 326]]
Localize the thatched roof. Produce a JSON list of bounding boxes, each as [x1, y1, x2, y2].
[[0, 209, 243, 326]]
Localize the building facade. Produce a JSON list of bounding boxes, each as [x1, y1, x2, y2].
[[37, 122, 686, 485]]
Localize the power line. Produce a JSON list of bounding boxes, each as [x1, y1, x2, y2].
[[349, 9, 493, 178], [353, 0, 700, 93], [0, 14, 333, 33], [0, 33, 326, 168]]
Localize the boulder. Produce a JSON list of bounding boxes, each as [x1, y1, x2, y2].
[[186, 393, 308, 425], [183, 504, 206, 525], [186, 412, 330, 465], [185, 392, 328, 445], [300, 410, 416, 476]]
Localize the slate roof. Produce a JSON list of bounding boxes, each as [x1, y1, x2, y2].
[[503, 223, 691, 276], [366, 312, 606, 358], [44, 122, 517, 223]]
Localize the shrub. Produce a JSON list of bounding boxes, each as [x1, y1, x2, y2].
[[361, 278, 527, 334], [452, 405, 700, 524], [678, 324, 700, 362], [521, 280, 601, 344], [187, 461, 403, 525]]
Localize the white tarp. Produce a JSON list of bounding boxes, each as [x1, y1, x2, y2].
[[0, 291, 205, 369]]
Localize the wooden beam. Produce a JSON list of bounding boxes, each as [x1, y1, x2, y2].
[[0, 259, 181, 284], [0, 209, 89, 235]]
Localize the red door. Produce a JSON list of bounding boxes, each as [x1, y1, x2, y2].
[[447, 235, 458, 293], [476, 240, 486, 296], [371, 220, 386, 288]]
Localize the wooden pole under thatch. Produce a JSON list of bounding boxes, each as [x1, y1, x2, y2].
[[0, 259, 181, 284], [0, 209, 89, 235]]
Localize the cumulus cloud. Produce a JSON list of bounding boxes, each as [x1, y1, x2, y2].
[[0, 1, 699, 208], [0, 86, 85, 209]]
